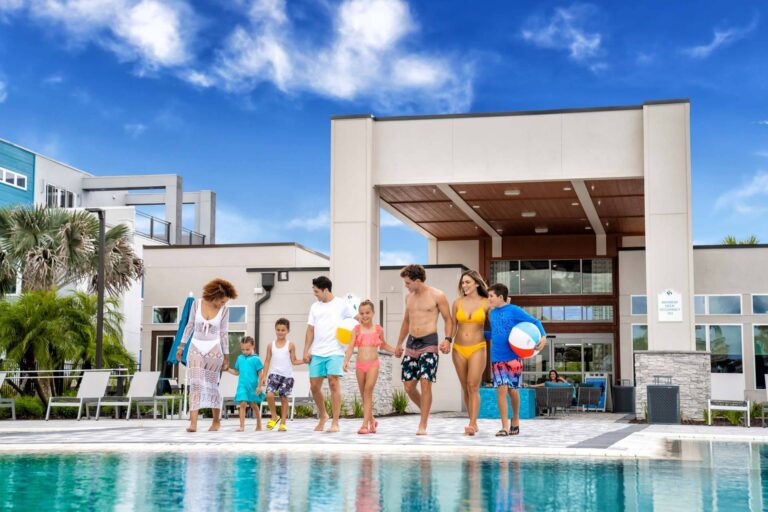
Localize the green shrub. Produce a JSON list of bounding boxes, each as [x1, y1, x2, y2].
[[723, 410, 745, 426], [352, 396, 364, 418], [750, 401, 763, 421], [11, 396, 45, 419], [294, 405, 314, 418], [323, 396, 348, 417], [392, 390, 408, 414]]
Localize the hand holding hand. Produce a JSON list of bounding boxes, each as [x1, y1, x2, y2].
[[343, 361, 349, 372], [176, 348, 183, 363], [395, 346, 403, 358], [439, 340, 451, 354], [222, 359, 229, 371]]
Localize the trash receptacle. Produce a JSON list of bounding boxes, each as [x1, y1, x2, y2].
[[612, 385, 635, 414], [647, 377, 680, 424]]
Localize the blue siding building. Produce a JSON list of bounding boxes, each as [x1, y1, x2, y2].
[[0, 139, 35, 207]]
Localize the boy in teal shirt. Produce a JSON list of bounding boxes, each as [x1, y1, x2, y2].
[[228, 336, 266, 431]]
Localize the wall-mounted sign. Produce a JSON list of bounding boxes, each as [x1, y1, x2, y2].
[[658, 289, 682, 322]]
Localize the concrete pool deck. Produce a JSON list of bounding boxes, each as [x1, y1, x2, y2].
[[2, 413, 767, 459]]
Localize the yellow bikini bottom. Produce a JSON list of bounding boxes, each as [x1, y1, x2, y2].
[[453, 341, 487, 360]]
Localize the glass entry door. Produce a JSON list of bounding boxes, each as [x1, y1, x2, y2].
[[523, 336, 613, 385]]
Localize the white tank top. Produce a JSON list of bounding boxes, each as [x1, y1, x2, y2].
[[269, 340, 293, 378]]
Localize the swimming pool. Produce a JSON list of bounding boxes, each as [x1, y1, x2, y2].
[[0, 441, 764, 511]]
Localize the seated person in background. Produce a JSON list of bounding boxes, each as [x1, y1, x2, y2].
[[526, 369, 567, 387]]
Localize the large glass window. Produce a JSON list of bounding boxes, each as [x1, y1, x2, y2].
[[583, 305, 613, 322], [0, 166, 28, 191], [631, 296, 647, 315], [695, 325, 707, 351], [753, 295, 768, 314], [694, 295, 706, 315], [520, 260, 550, 294], [228, 306, 247, 323], [228, 331, 247, 366], [489, 260, 520, 295], [708, 295, 741, 315], [152, 307, 178, 324], [551, 260, 581, 294], [46, 184, 76, 208], [753, 326, 768, 388], [584, 342, 613, 373], [554, 343, 582, 374], [708, 325, 742, 374], [582, 259, 613, 294], [632, 325, 648, 351]]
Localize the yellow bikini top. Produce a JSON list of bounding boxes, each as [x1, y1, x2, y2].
[[456, 298, 487, 324]]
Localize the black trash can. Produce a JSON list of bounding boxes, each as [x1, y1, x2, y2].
[[647, 385, 680, 424], [612, 386, 635, 414]]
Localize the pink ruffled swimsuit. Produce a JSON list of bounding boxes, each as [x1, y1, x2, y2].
[[354, 324, 382, 373]]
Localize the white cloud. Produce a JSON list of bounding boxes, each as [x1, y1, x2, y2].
[[42, 73, 64, 85], [123, 122, 147, 137], [287, 211, 329, 231], [715, 170, 768, 215], [681, 17, 759, 59], [215, 207, 268, 243], [380, 209, 405, 228], [2, 0, 198, 71], [758, 120, 768, 126], [380, 250, 414, 265], [0, 78, 6, 103], [755, 150, 768, 158], [521, 4, 605, 70], [635, 52, 654, 65], [210, 0, 473, 113]]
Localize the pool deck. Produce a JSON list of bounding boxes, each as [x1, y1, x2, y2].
[[3, 413, 768, 459]]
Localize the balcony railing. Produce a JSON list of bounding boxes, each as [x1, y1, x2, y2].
[[135, 211, 171, 244], [181, 227, 206, 246]]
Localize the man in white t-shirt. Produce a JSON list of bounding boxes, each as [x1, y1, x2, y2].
[[303, 276, 356, 432]]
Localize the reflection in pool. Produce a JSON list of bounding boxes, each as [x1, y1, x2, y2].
[[0, 442, 765, 511]]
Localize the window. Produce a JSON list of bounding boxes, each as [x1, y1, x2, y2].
[[695, 295, 742, 315], [228, 306, 247, 323], [753, 325, 768, 388], [152, 307, 178, 324], [632, 324, 648, 351], [45, 184, 76, 208], [551, 260, 581, 294], [753, 295, 768, 314], [489, 260, 520, 295], [521, 305, 613, 322], [582, 259, 613, 294], [521, 260, 550, 294], [631, 296, 647, 315], [228, 331, 247, 365], [697, 324, 743, 373], [0, 166, 28, 191]]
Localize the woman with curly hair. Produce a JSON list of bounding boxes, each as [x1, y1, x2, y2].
[[176, 278, 238, 432]]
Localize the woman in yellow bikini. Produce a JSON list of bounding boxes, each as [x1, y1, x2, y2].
[[451, 269, 490, 436]]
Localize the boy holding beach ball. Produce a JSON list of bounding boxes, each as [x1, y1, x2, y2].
[[486, 284, 546, 436]]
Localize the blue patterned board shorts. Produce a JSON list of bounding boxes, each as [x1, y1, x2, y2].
[[492, 359, 523, 389], [266, 373, 295, 397], [401, 353, 439, 382]]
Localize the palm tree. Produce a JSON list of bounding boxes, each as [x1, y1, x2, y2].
[[0, 205, 143, 297], [0, 290, 136, 403], [722, 234, 760, 245]]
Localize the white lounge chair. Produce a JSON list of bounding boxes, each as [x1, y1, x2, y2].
[[219, 371, 239, 419], [46, 371, 110, 420], [260, 370, 311, 421], [0, 372, 16, 420], [94, 371, 167, 420]]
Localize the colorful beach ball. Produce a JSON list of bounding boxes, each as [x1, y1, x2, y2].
[[508, 322, 543, 358], [344, 292, 361, 313], [336, 317, 359, 345]]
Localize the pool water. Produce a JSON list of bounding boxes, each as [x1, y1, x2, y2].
[[0, 442, 766, 511]]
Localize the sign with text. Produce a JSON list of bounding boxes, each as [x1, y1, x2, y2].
[[658, 289, 683, 322]]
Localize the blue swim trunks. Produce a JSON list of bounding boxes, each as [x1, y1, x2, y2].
[[492, 359, 523, 389], [309, 355, 344, 378]]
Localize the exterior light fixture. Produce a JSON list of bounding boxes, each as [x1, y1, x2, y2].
[[563, 186, 572, 191], [458, 190, 467, 194], [535, 227, 548, 234], [585, 226, 592, 230], [571, 202, 579, 206], [472, 205, 480, 209], [521, 211, 536, 218], [278, 271, 289, 281], [504, 189, 521, 196], [496, 228, 503, 233]]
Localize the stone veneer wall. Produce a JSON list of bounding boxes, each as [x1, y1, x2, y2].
[[321, 352, 395, 416], [634, 351, 710, 421]]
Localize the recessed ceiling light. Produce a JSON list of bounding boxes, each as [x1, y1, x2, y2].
[[597, 199, 602, 206], [504, 189, 521, 197], [472, 205, 480, 209], [496, 228, 503, 233], [474, 225, 479, 230], [590, 185, 595, 191], [535, 227, 548, 234], [585, 226, 592, 230], [571, 202, 580, 206], [563, 186, 572, 191], [521, 211, 536, 218], [448, 204, 453, 208], [458, 190, 467, 194]]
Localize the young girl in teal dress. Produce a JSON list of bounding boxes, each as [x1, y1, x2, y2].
[[228, 336, 266, 431]]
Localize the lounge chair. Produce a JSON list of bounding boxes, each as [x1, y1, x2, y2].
[[94, 371, 168, 420], [547, 387, 573, 415], [577, 386, 602, 412], [46, 371, 110, 420], [260, 370, 311, 421], [219, 371, 239, 419], [0, 372, 16, 420]]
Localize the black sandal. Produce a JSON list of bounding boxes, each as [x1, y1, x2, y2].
[[510, 426, 520, 436], [495, 429, 509, 437]]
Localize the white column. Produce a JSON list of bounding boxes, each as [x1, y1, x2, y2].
[[164, 175, 183, 245], [643, 101, 695, 351], [330, 117, 379, 302]]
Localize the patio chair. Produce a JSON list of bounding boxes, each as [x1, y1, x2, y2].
[[535, 387, 549, 414], [0, 372, 16, 420], [93, 371, 168, 420], [46, 371, 111, 420], [577, 386, 602, 412], [260, 370, 311, 421], [547, 387, 574, 416]]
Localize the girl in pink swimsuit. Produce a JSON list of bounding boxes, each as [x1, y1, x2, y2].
[[343, 300, 396, 434]]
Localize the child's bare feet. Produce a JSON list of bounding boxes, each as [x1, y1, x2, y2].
[[186, 427, 196, 433], [208, 422, 221, 432], [314, 415, 329, 432], [236, 427, 245, 432]]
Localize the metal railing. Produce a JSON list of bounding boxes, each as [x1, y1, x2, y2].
[[180, 227, 206, 245], [135, 210, 171, 244]]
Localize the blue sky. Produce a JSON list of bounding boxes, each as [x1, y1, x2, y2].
[[0, 1, 766, 264]]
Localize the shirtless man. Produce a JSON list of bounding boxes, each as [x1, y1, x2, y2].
[[395, 264, 453, 435]]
